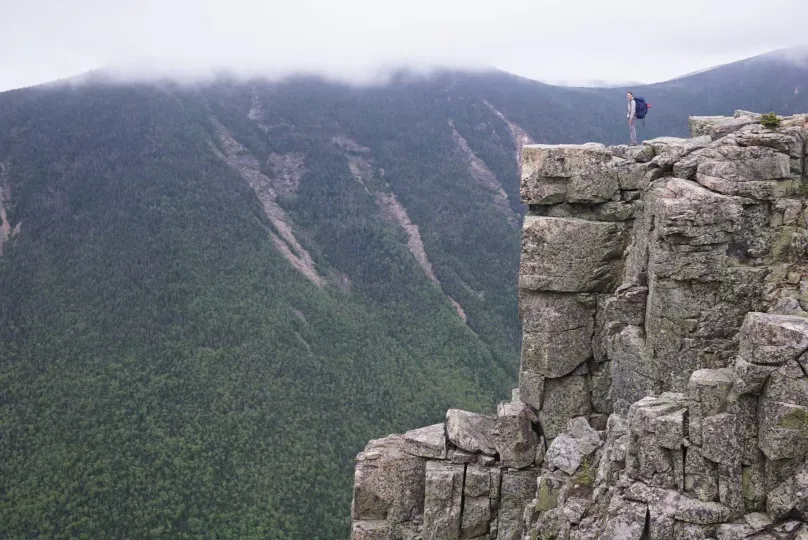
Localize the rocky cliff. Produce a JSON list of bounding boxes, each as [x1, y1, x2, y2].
[[349, 110, 808, 540]]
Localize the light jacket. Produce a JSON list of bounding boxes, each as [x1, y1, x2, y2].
[[627, 99, 636, 120]]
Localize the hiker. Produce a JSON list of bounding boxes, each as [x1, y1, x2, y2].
[[626, 91, 650, 145], [626, 91, 637, 145]]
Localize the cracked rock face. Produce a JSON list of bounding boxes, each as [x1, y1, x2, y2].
[[520, 216, 629, 293], [519, 291, 595, 379], [350, 111, 808, 540]]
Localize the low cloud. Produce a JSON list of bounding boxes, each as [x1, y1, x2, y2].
[[771, 44, 808, 67], [1, 0, 807, 91]]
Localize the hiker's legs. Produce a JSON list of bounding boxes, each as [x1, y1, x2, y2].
[[629, 119, 637, 145]]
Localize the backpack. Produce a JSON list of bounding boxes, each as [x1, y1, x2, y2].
[[635, 97, 650, 120]]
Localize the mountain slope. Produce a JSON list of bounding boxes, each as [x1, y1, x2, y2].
[[0, 84, 517, 539], [0, 47, 807, 539]]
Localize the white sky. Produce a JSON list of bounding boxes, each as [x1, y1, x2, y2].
[[1, 0, 807, 91]]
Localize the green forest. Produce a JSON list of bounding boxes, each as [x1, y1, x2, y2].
[[2, 56, 808, 539], [0, 82, 520, 539]]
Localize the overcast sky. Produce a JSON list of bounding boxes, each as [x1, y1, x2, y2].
[[1, 0, 807, 91]]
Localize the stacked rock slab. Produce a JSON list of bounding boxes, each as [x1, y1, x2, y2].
[[350, 111, 808, 540], [351, 399, 543, 540], [524, 312, 808, 539], [520, 112, 808, 428]]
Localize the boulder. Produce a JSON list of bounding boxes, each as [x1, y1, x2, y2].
[[718, 463, 744, 517], [545, 416, 601, 475], [738, 312, 808, 366], [696, 176, 788, 200], [535, 473, 563, 513], [489, 467, 501, 504], [689, 369, 735, 410], [595, 415, 629, 486], [561, 497, 589, 525], [672, 148, 722, 179], [652, 407, 687, 450], [649, 241, 728, 282], [566, 416, 602, 455], [445, 409, 496, 455], [495, 401, 539, 469], [736, 126, 803, 155], [644, 267, 766, 393], [567, 167, 621, 204], [628, 394, 688, 449], [649, 136, 712, 169], [673, 521, 715, 539], [352, 435, 425, 523], [744, 511, 772, 532], [536, 199, 640, 222], [728, 394, 761, 467], [792, 463, 808, 522], [449, 449, 476, 464], [545, 433, 583, 475], [766, 474, 796, 520], [597, 285, 648, 331], [402, 423, 446, 459], [463, 464, 490, 498], [590, 364, 613, 414]]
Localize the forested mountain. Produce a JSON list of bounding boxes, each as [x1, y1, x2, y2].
[[1, 47, 807, 539]]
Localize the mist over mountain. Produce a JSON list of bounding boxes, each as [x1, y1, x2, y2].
[[1, 48, 808, 539], [5, 0, 806, 92]]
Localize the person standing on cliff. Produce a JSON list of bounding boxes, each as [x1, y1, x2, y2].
[[626, 91, 638, 145]]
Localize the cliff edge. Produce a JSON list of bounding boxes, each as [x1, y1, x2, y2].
[[350, 110, 808, 540]]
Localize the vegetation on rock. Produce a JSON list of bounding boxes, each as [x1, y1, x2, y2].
[[761, 111, 782, 129]]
